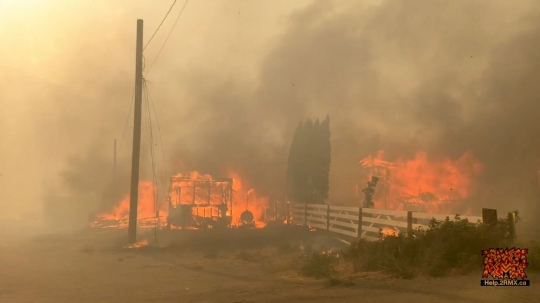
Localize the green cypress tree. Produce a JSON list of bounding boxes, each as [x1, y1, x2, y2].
[[286, 116, 331, 204], [311, 118, 324, 203], [287, 122, 303, 178], [287, 122, 303, 203], [299, 119, 314, 203], [320, 115, 331, 202]]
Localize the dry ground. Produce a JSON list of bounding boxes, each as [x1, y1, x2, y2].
[[0, 224, 538, 303]]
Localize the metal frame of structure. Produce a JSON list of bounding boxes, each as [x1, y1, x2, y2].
[[166, 176, 234, 229]]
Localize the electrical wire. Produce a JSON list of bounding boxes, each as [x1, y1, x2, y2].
[[144, 0, 178, 51], [118, 88, 136, 155], [145, 80, 168, 242], [145, 82, 170, 243], [146, 0, 189, 76], [145, 81, 169, 179], [143, 79, 160, 245], [143, 80, 166, 200]]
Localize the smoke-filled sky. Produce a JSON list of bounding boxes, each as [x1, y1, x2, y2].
[[2, 0, 540, 221]]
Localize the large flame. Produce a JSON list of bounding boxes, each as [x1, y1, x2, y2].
[[360, 151, 482, 214], [91, 180, 165, 228], [229, 171, 268, 228], [90, 171, 268, 229]]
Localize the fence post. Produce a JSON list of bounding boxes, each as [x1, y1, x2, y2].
[[407, 211, 413, 238], [304, 203, 307, 226], [357, 207, 363, 239], [508, 212, 516, 243], [326, 205, 330, 231]]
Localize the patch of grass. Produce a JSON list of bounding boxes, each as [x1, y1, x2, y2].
[[346, 215, 515, 278], [295, 250, 356, 286], [299, 251, 340, 279]]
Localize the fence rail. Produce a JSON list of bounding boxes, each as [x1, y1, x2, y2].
[[289, 203, 486, 242]]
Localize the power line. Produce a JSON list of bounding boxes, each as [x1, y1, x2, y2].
[[146, 0, 189, 76], [143, 79, 160, 245], [119, 88, 136, 155], [143, 80, 169, 246], [145, 81, 169, 179], [144, 0, 178, 51]]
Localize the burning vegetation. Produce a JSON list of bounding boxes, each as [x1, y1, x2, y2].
[[90, 171, 269, 230], [359, 151, 483, 214]]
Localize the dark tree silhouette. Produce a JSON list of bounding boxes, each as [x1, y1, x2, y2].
[[287, 122, 303, 203], [318, 115, 331, 201], [286, 115, 331, 204]]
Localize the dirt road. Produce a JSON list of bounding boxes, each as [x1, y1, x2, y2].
[[0, 227, 538, 303]]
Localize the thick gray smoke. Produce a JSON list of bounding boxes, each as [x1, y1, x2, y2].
[[3, 0, 540, 232], [168, 0, 540, 219]]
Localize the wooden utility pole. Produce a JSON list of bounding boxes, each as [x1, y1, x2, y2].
[[128, 19, 144, 244]]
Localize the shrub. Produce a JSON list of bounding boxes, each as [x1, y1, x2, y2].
[[346, 215, 514, 278], [300, 251, 340, 279], [347, 234, 418, 278]]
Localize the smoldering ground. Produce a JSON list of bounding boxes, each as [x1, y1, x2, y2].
[[2, 0, 540, 234]]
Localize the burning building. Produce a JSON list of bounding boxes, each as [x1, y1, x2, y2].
[[166, 172, 234, 229], [90, 171, 269, 229], [359, 151, 482, 214]]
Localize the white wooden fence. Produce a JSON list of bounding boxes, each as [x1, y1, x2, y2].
[[289, 204, 485, 242]]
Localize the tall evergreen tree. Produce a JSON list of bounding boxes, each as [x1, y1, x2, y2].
[[286, 116, 331, 204], [311, 118, 324, 203], [287, 122, 303, 178], [287, 122, 303, 202], [319, 115, 331, 201], [299, 119, 314, 203]]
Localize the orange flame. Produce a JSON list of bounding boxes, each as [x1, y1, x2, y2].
[[124, 240, 149, 249], [229, 171, 268, 227], [90, 171, 268, 229], [360, 151, 482, 214], [91, 181, 165, 228], [380, 227, 398, 238]]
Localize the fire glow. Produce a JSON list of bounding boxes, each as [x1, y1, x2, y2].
[[361, 151, 482, 213], [228, 171, 268, 227], [90, 180, 164, 228], [90, 171, 268, 229], [380, 227, 398, 238]]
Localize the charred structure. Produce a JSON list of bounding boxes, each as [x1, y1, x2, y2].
[[166, 175, 234, 229]]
